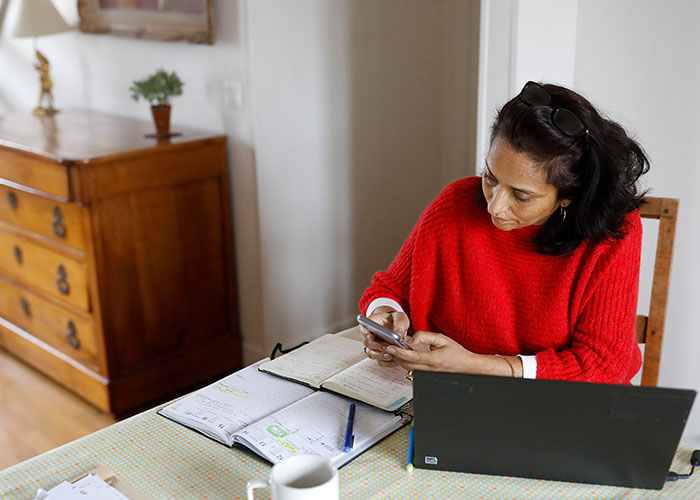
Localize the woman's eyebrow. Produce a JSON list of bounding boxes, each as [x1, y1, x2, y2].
[[483, 160, 540, 196]]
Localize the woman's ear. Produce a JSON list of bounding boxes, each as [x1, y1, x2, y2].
[[560, 199, 572, 208]]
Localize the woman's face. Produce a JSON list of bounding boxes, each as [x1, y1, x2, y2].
[[482, 136, 569, 231]]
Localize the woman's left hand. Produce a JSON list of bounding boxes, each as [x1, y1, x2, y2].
[[387, 330, 478, 373]]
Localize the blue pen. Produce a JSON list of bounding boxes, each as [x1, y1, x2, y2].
[[406, 420, 415, 471], [343, 403, 356, 452]]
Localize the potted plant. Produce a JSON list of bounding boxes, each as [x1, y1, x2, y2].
[[129, 69, 184, 138]]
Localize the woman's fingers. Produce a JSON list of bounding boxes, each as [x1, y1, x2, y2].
[[407, 330, 449, 348], [384, 311, 410, 336], [364, 344, 397, 366], [359, 310, 412, 368], [387, 331, 472, 373], [386, 344, 424, 364], [368, 311, 411, 337], [363, 333, 391, 355]]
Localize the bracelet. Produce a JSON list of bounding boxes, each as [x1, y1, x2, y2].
[[495, 354, 516, 378]]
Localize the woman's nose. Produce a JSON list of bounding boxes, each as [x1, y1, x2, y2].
[[487, 187, 509, 215]]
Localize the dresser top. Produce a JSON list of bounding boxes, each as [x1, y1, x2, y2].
[[0, 110, 226, 163]]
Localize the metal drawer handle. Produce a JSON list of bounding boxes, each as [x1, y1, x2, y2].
[[8, 191, 18, 210], [20, 297, 31, 316], [66, 320, 80, 350], [52, 206, 67, 238], [13, 245, 22, 264], [56, 264, 70, 295]]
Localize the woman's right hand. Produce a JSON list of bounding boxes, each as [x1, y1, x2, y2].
[[359, 308, 411, 367]]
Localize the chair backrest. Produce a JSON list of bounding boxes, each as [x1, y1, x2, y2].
[[636, 197, 679, 387]]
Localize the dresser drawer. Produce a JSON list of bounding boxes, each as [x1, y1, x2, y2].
[[0, 149, 70, 200], [0, 276, 99, 371], [0, 230, 89, 311], [0, 186, 85, 251], [0, 320, 109, 411]]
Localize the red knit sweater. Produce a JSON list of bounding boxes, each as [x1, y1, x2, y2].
[[360, 177, 643, 383]]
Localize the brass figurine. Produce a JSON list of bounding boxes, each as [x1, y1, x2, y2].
[[34, 50, 57, 116]]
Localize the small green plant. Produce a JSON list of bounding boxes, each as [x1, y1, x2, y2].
[[129, 69, 184, 106]]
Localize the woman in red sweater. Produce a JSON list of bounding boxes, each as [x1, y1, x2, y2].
[[359, 81, 649, 383]]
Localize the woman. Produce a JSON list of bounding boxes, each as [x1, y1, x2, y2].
[[359, 81, 649, 383]]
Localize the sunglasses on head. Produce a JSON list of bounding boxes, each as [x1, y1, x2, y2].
[[518, 81, 588, 138]]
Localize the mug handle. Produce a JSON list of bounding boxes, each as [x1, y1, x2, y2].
[[246, 478, 269, 500]]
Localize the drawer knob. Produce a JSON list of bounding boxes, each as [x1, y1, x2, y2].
[[13, 245, 22, 264], [56, 264, 70, 295], [66, 320, 80, 350], [52, 206, 67, 238], [20, 297, 31, 316], [8, 191, 18, 210]]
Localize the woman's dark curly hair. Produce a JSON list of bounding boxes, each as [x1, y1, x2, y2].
[[489, 82, 650, 255]]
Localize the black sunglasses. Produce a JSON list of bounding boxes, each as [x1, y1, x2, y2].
[[518, 81, 588, 138]]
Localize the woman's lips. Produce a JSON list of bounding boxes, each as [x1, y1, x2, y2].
[[491, 215, 514, 224]]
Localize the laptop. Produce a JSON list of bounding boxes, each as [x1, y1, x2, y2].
[[412, 371, 696, 490]]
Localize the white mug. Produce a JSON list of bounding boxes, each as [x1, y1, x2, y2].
[[246, 455, 339, 500]]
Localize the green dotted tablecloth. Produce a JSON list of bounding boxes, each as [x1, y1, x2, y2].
[[1, 405, 698, 500]]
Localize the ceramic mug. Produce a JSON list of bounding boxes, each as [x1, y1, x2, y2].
[[246, 455, 339, 500]]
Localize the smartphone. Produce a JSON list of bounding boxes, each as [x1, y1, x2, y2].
[[357, 314, 413, 350]]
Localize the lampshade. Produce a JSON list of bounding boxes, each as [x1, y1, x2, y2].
[[10, 0, 69, 38]]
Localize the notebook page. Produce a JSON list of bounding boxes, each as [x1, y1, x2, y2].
[[258, 334, 366, 387], [233, 391, 405, 467], [159, 359, 315, 445], [322, 357, 413, 411]]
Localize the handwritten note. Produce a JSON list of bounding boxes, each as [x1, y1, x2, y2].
[[323, 358, 412, 411], [235, 391, 406, 467], [259, 334, 366, 387], [160, 360, 314, 444]]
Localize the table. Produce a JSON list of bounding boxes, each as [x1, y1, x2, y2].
[[1, 405, 698, 500]]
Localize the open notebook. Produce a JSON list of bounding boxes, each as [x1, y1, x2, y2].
[[258, 328, 413, 412], [158, 359, 409, 468]]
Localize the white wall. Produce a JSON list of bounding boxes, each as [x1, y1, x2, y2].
[[476, 0, 578, 167], [575, 0, 700, 449], [243, 0, 478, 356], [0, 0, 479, 364]]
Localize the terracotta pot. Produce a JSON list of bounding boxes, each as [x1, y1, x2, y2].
[[150, 104, 171, 138]]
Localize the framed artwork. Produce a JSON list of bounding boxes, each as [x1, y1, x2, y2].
[[78, 0, 215, 45]]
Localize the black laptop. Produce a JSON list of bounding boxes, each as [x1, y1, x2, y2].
[[412, 371, 696, 490]]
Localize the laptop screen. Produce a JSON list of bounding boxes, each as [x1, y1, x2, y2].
[[412, 371, 696, 490]]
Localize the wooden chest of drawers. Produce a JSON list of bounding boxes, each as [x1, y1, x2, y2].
[[0, 111, 241, 414]]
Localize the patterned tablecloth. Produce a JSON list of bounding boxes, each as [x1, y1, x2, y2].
[[1, 404, 698, 500]]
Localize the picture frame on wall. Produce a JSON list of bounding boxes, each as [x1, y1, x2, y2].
[[78, 0, 215, 45]]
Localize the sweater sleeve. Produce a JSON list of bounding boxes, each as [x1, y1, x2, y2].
[[535, 216, 643, 383]]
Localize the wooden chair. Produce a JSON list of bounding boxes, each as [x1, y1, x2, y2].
[[636, 197, 679, 387]]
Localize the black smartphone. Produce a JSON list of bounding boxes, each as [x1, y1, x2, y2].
[[357, 314, 413, 350]]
